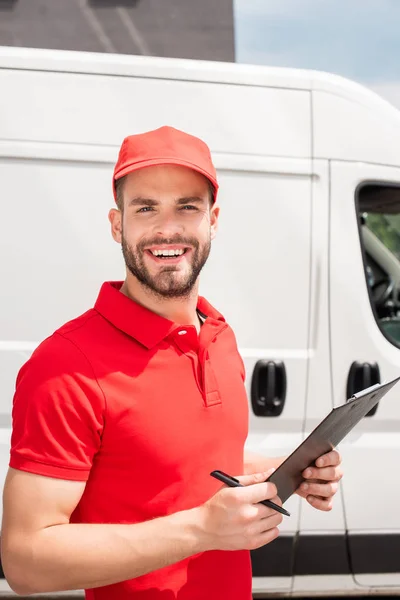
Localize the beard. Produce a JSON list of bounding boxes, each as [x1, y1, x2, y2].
[[121, 232, 211, 299]]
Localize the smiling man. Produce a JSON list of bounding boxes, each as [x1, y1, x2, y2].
[[2, 126, 342, 600]]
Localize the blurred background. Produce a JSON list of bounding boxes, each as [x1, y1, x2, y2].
[[1, 0, 400, 109]]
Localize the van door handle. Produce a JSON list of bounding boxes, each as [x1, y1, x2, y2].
[[346, 361, 381, 416], [251, 360, 286, 417]]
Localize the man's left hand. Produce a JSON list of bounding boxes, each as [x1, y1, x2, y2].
[[296, 449, 343, 511]]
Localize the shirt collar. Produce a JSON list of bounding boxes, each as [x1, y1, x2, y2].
[[94, 281, 226, 349]]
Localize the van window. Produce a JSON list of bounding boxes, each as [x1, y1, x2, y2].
[[357, 184, 400, 348]]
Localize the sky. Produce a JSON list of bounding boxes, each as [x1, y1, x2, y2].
[[234, 0, 400, 109]]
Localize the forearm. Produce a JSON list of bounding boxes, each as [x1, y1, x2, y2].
[[5, 507, 206, 595], [243, 450, 285, 475]]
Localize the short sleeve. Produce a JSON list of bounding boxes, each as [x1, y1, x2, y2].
[[10, 333, 105, 481]]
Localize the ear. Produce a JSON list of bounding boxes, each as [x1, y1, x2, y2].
[[108, 208, 122, 243], [210, 204, 220, 241]]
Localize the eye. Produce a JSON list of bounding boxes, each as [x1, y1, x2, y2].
[[180, 205, 198, 211], [137, 206, 154, 213]]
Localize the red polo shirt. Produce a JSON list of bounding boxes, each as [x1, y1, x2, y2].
[[10, 282, 251, 599]]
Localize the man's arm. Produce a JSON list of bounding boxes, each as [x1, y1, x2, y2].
[[1, 468, 205, 595], [1, 467, 282, 596]]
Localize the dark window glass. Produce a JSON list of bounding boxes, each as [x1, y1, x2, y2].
[[358, 183, 400, 347]]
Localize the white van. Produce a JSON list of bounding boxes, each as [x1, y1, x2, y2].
[[0, 46, 400, 598]]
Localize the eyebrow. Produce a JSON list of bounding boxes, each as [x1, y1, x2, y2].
[[176, 196, 206, 205], [128, 196, 206, 207], [128, 197, 158, 207]]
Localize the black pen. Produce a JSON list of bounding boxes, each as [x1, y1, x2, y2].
[[210, 470, 291, 517]]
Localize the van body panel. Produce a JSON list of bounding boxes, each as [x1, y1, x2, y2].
[[313, 90, 400, 167], [296, 160, 347, 534], [0, 69, 311, 158]]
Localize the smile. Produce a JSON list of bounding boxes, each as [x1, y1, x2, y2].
[[151, 248, 186, 257], [145, 245, 191, 262]]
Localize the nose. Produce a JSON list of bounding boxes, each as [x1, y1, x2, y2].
[[152, 209, 184, 238]]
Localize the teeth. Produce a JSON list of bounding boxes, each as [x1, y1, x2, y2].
[[152, 249, 185, 257]]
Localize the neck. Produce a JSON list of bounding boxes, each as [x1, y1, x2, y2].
[[120, 273, 201, 332]]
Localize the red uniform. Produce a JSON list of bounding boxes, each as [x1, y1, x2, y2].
[[10, 281, 252, 599]]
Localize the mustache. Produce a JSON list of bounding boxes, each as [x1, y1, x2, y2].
[[137, 236, 200, 251]]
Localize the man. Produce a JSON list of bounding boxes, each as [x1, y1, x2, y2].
[[1, 126, 342, 599]]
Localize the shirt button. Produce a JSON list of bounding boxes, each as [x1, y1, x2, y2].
[[178, 330, 187, 335]]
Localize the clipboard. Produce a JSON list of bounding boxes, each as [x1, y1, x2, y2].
[[266, 376, 400, 503]]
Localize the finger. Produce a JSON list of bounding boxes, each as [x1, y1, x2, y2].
[[236, 469, 275, 487], [302, 465, 343, 481], [251, 511, 283, 535], [241, 501, 281, 523], [235, 481, 279, 505], [315, 449, 341, 468], [299, 481, 339, 498], [306, 494, 333, 511], [267, 494, 283, 507], [251, 527, 280, 550]]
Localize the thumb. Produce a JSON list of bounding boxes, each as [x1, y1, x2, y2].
[[236, 468, 276, 487]]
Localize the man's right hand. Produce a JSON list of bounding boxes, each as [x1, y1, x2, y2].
[[197, 469, 283, 551]]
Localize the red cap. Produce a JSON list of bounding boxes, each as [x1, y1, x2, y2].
[[113, 126, 218, 203]]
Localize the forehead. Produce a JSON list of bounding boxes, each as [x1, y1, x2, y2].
[[122, 164, 210, 197]]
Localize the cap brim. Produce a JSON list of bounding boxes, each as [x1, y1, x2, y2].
[[113, 157, 218, 202]]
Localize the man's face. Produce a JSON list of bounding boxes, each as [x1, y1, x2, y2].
[[110, 164, 219, 299]]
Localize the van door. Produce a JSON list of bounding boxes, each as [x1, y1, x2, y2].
[[200, 157, 312, 594], [330, 161, 400, 589], [292, 161, 351, 597]]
